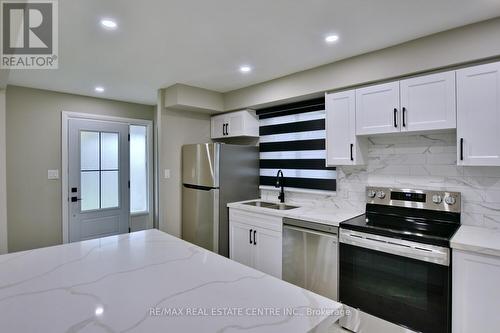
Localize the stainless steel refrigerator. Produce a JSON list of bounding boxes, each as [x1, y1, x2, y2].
[[182, 143, 259, 257]]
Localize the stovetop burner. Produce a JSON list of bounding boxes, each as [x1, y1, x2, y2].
[[340, 187, 461, 247]]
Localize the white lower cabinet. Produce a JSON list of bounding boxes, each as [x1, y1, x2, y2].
[[229, 208, 282, 278], [252, 227, 282, 278], [229, 220, 254, 268], [452, 250, 500, 333]]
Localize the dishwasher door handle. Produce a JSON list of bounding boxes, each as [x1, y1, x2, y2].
[[283, 225, 338, 239]]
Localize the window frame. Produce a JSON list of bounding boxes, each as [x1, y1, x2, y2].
[[129, 124, 150, 216]]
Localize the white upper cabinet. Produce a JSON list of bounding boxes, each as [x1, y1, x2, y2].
[[326, 91, 366, 166], [211, 115, 226, 138], [400, 71, 456, 132], [355, 81, 401, 135], [211, 109, 259, 139], [457, 61, 500, 166]]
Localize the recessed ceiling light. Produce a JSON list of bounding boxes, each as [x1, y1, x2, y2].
[[325, 34, 339, 43], [239, 65, 252, 73], [100, 19, 117, 29], [95, 306, 104, 316], [95, 86, 105, 93]]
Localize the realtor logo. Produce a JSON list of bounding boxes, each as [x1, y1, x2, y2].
[[1, 0, 58, 69]]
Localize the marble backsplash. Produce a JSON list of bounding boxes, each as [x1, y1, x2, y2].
[[261, 132, 500, 229]]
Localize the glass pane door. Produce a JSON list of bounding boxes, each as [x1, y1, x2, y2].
[[339, 243, 450, 333], [80, 131, 120, 211]]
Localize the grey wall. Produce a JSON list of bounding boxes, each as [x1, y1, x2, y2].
[[159, 108, 211, 237], [6, 86, 154, 252], [224, 17, 500, 110]]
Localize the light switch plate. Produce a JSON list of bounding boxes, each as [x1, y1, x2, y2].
[[48, 169, 59, 180], [164, 169, 170, 179]]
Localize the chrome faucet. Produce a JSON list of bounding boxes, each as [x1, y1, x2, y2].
[[275, 169, 285, 203]]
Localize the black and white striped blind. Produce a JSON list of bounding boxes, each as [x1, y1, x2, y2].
[[257, 98, 336, 191]]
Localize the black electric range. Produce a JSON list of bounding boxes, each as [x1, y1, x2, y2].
[[339, 187, 461, 333], [340, 203, 461, 247]]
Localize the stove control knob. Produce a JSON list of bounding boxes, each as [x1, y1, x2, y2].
[[444, 196, 456, 205], [376, 191, 386, 199], [367, 190, 376, 198], [432, 194, 442, 204]]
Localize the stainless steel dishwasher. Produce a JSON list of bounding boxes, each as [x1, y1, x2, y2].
[[282, 218, 339, 301]]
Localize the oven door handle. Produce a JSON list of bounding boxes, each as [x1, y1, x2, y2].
[[339, 229, 450, 266]]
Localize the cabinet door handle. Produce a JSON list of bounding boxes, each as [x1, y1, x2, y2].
[[253, 230, 257, 245], [249, 229, 253, 244], [393, 108, 398, 128], [350, 143, 354, 161], [223, 124, 227, 136], [402, 107, 406, 127], [460, 138, 464, 161]]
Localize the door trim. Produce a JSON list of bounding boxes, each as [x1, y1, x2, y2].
[[0, 89, 7, 254], [61, 111, 153, 244]]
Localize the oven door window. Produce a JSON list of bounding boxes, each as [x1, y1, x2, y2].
[[339, 243, 450, 333]]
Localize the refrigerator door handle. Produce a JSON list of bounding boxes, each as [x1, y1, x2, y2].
[[183, 184, 216, 191], [212, 189, 219, 253]]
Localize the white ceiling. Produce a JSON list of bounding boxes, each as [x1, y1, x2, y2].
[[6, 0, 500, 105]]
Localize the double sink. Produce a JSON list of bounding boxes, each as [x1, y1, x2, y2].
[[243, 201, 299, 211]]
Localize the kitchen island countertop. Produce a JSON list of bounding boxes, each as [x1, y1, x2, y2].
[[0, 229, 343, 333]]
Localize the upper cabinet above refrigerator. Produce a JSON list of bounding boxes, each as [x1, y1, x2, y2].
[[211, 109, 259, 139]]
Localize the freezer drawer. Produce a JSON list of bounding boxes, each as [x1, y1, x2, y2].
[[182, 185, 219, 252], [282, 220, 339, 301], [182, 143, 219, 188]]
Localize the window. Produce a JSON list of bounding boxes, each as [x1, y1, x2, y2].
[[257, 98, 336, 191], [80, 131, 120, 211], [130, 125, 148, 214]]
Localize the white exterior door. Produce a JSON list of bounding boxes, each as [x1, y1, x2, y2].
[[400, 71, 456, 132], [355, 81, 401, 135], [326, 90, 358, 166], [253, 227, 282, 278], [457, 62, 500, 166], [68, 119, 130, 242], [229, 220, 253, 267]]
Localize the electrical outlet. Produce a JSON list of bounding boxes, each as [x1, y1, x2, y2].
[[48, 169, 59, 180]]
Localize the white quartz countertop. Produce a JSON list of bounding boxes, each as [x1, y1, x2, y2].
[[0, 229, 343, 333], [227, 199, 363, 227], [451, 225, 500, 257]]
